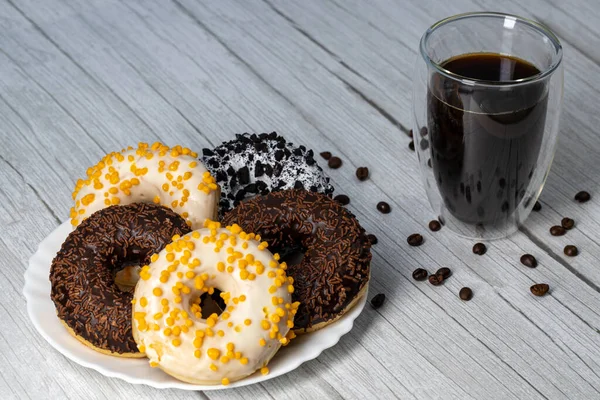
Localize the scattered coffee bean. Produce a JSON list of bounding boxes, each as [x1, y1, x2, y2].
[[520, 254, 537, 268], [427, 159, 432, 168], [459, 287, 473, 301], [420, 127, 428, 137], [428, 274, 443, 286], [564, 245, 578, 257], [550, 225, 566, 236], [328, 156, 342, 169], [370, 293, 386, 308], [533, 201, 542, 211], [561, 217, 575, 230], [530, 283, 549, 297], [436, 267, 452, 280], [319, 151, 332, 160], [575, 191, 591, 203], [412, 268, 428, 281], [420, 138, 429, 150], [472, 242, 487, 255], [407, 233, 424, 246], [334, 194, 350, 205], [428, 220, 441, 232], [356, 167, 369, 181], [408, 140, 415, 151], [367, 234, 378, 245], [408, 129, 414, 138], [377, 201, 391, 214]]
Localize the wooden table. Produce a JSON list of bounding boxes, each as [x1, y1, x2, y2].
[[2, 0, 600, 399]]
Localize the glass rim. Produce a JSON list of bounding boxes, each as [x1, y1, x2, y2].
[[419, 12, 563, 87]]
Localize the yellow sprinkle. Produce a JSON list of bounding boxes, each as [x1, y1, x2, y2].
[[240, 357, 249, 365], [244, 319, 252, 326], [194, 350, 202, 358], [207, 348, 220, 360], [139, 297, 148, 307], [210, 363, 218, 371], [261, 367, 269, 375], [172, 338, 182, 347]]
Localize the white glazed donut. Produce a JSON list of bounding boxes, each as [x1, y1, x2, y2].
[[70, 142, 219, 229], [132, 221, 298, 386]]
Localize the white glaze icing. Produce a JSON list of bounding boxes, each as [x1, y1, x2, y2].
[[132, 222, 298, 385], [70, 142, 219, 229]]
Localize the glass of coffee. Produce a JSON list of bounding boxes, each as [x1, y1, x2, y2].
[[413, 12, 563, 239]]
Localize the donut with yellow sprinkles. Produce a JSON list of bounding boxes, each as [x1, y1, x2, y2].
[[132, 220, 299, 385], [70, 142, 220, 229]]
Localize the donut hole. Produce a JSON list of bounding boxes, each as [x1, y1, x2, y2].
[[113, 261, 141, 292], [189, 289, 227, 319], [279, 247, 306, 267]]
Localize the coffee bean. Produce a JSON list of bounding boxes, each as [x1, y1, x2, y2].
[[412, 268, 428, 281], [564, 245, 578, 257], [367, 234, 378, 245], [356, 167, 369, 181], [533, 201, 542, 211], [377, 201, 391, 214], [328, 156, 342, 169], [550, 225, 566, 236], [408, 129, 413, 138], [428, 220, 441, 232], [420, 127, 428, 137], [408, 140, 415, 151], [334, 194, 350, 205], [530, 283, 549, 297], [520, 254, 537, 268], [427, 159, 432, 168], [436, 267, 452, 279], [561, 217, 575, 230], [459, 287, 473, 301], [407, 233, 424, 246], [370, 293, 386, 308], [472, 242, 487, 255], [319, 151, 332, 160], [575, 191, 591, 203], [420, 138, 429, 150], [428, 274, 443, 286]]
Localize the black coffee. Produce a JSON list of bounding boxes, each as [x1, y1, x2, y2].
[[428, 53, 548, 224]]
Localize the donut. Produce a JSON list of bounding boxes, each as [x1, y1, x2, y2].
[[71, 142, 219, 229], [50, 203, 191, 356], [132, 220, 298, 385], [201, 132, 334, 217], [222, 189, 371, 333]]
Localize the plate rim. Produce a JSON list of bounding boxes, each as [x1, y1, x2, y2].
[[23, 220, 368, 391]]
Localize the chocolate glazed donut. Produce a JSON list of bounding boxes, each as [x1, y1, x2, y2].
[[222, 189, 371, 332], [50, 203, 191, 355]]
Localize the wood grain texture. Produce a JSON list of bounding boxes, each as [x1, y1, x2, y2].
[[1, 0, 600, 399]]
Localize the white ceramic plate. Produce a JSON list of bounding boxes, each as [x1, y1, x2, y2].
[[24, 221, 367, 390]]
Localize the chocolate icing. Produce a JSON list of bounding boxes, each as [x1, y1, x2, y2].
[[222, 189, 371, 331], [50, 203, 191, 354]]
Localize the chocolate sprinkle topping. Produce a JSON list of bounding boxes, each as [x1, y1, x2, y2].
[[50, 203, 191, 354], [222, 189, 371, 331], [201, 132, 334, 217]]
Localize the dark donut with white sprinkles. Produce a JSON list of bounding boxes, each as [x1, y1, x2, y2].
[[222, 189, 371, 333], [50, 203, 191, 356], [202, 132, 334, 217]]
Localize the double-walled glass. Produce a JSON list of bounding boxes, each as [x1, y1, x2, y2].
[[413, 12, 563, 239]]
